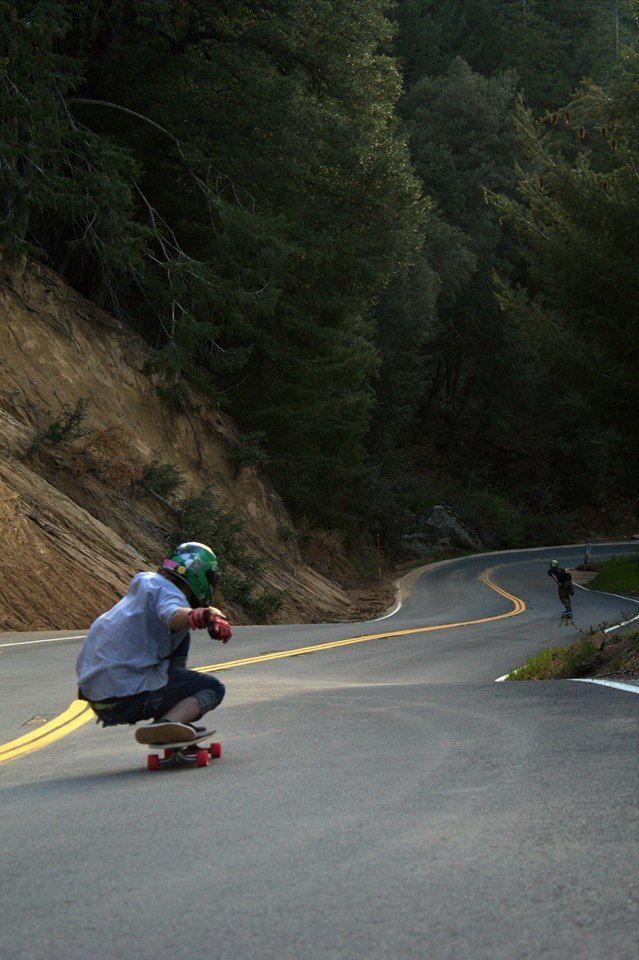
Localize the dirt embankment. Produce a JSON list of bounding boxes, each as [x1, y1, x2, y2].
[[0, 258, 382, 631]]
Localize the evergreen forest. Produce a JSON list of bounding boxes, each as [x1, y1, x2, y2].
[[2, 1, 638, 551]]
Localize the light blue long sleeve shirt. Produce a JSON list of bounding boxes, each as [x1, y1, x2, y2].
[[76, 573, 188, 700]]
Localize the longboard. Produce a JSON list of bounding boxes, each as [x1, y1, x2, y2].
[[143, 731, 222, 771]]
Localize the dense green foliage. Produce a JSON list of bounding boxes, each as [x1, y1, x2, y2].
[[1, 0, 421, 520], [395, 1, 635, 108], [493, 61, 639, 471], [176, 491, 284, 619], [590, 556, 639, 595], [508, 628, 639, 681], [506, 637, 600, 681], [1, 1, 637, 548], [367, 0, 638, 545]]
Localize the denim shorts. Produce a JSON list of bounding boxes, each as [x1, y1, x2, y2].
[[88, 668, 225, 727]]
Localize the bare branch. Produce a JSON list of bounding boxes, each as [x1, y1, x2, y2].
[[65, 97, 256, 208]]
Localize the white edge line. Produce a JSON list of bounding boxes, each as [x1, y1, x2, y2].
[[574, 582, 639, 605], [0, 634, 87, 649], [497, 581, 639, 682], [3, 547, 632, 648], [3, 575, 406, 649], [496, 603, 639, 685], [573, 583, 639, 633], [0, 598, 408, 647], [496, 671, 639, 693], [603, 613, 639, 634], [370, 582, 403, 622], [572, 678, 639, 695]]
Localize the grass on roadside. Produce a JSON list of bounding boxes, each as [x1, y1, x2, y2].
[[589, 554, 639, 596], [506, 630, 639, 681], [507, 637, 599, 681]]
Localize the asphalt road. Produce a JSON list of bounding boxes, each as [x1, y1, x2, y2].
[[1, 543, 638, 960]]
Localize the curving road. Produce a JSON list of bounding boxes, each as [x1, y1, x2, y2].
[[1, 543, 638, 960]]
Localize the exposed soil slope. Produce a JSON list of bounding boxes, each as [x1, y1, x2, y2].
[[0, 258, 361, 630]]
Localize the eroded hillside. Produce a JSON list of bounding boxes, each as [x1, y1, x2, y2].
[[0, 258, 374, 631]]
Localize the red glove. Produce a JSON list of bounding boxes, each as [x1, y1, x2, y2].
[[187, 608, 210, 630], [208, 615, 233, 643]]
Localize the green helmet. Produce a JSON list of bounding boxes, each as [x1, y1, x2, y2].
[[162, 542, 220, 605], [550, 560, 559, 567]]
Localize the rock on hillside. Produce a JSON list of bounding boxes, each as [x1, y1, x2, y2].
[[404, 504, 482, 555], [0, 258, 354, 630]]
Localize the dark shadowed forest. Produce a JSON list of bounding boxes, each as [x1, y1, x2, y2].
[[2, 1, 637, 551]]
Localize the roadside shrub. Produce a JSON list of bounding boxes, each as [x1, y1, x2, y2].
[[221, 572, 285, 621], [152, 378, 193, 414], [176, 492, 249, 566], [137, 459, 185, 500], [509, 631, 639, 682], [250, 587, 286, 622], [508, 637, 598, 681], [520, 510, 582, 549], [230, 431, 270, 470], [174, 491, 285, 621], [590, 554, 639, 596], [221, 570, 254, 607], [411, 479, 525, 549], [455, 490, 525, 549], [27, 397, 88, 455]]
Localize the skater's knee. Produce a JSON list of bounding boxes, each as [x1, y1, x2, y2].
[[194, 678, 225, 716]]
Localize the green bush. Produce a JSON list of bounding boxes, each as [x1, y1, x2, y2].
[[220, 570, 254, 607], [231, 431, 271, 470], [249, 588, 286, 622], [411, 479, 525, 549], [590, 555, 639, 596], [174, 491, 285, 621], [520, 510, 582, 549], [137, 459, 185, 500], [153, 379, 192, 414], [455, 490, 525, 549], [27, 397, 88, 455], [508, 638, 598, 681], [176, 492, 248, 567], [222, 570, 285, 621], [410, 476, 596, 551]]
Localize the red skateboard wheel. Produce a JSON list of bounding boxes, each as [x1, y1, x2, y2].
[[147, 754, 161, 771], [209, 742, 222, 759], [195, 748, 209, 768]]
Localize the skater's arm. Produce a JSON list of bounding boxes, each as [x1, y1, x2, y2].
[[169, 605, 227, 632]]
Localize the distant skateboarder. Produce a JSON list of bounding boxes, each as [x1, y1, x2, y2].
[[548, 560, 574, 619], [76, 542, 233, 744]]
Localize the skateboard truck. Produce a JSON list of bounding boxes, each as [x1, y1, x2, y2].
[[144, 731, 223, 771]]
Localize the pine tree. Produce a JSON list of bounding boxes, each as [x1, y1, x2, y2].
[[493, 45, 639, 460], [1, 1, 423, 520]]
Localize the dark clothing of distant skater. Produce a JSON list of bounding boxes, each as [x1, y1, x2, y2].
[[548, 563, 574, 615]]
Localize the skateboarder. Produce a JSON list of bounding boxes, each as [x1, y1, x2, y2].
[[77, 542, 233, 744], [548, 560, 574, 618]]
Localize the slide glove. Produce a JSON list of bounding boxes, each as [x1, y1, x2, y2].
[[208, 615, 233, 643], [187, 607, 210, 631]]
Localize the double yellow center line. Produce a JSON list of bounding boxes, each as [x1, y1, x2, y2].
[[0, 701, 93, 765], [0, 566, 524, 765]]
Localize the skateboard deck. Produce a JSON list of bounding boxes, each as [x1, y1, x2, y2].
[[143, 731, 222, 771]]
